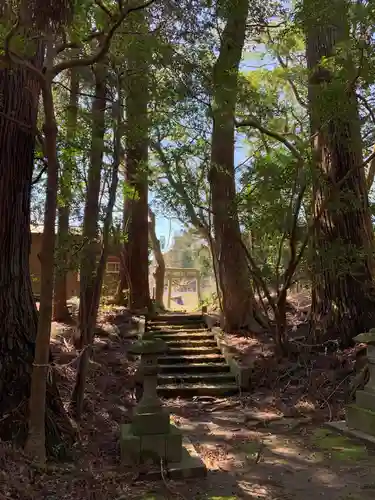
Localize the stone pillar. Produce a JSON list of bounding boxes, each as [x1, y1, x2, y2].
[[196, 272, 201, 306], [120, 337, 183, 465], [167, 275, 172, 309], [346, 329, 375, 436]]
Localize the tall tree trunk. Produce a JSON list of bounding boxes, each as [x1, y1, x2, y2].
[[305, 0, 375, 346], [148, 207, 165, 308], [119, 10, 151, 312], [72, 80, 121, 419], [53, 68, 79, 322], [25, 60, 61, 464], [71, 62, 107, 416], [0, 54, 74, 458], [209, 0, 261, 332]]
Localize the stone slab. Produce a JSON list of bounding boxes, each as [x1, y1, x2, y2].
[[346, 404, 375, 436], [120, 424, 141, 465], [120, 423, 183, 465], [212, 327, 253, 389], [131, 408, 170, 435], [141, 424, 183, 463], [356, 389, 375, 412], [134, 438, 207, 481], [326, 420, 375, 447], [167, 438, 207, 480]]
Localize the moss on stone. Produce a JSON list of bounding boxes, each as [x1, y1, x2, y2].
[[353, 331, 375, 345], [312, 428, 368, 462]]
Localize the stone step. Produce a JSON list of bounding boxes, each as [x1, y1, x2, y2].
[[148, 324, 205, 331], [147, 328, 209, 336], [158, 354, 224, 364], [157, 383, 238, 398], [150, 314, 203, 323], [150, 332, 215, 341], [166, 346, 221, 356], [159, 363, 230, 373], [158, 372, 235, 384], [163, 339, 217, 348]]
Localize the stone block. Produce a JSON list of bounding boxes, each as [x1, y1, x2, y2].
[[120, 424, 141, 465], [212, 327, 253, 389], [139, 433, 166, 463], [120, 423, 183, 465], [165, 424, 183, 462], [327, 420, 375, 447], [140, 424, 183, 463], [356, 389, 375, 411], [168, 439, 207, 480], [346, 404, 375, 436], [131, 408, 170, 435]]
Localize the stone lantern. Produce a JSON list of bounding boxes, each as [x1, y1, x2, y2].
[[346, 329, 375, 436], [120, 337, 183, 465]]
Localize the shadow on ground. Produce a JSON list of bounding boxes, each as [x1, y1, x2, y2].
[[3, 312, 373, 499]]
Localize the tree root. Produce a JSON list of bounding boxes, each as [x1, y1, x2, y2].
[[0, 369, 76, 460]]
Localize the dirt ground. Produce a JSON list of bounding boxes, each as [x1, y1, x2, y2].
[[1, 300, 373, 499]]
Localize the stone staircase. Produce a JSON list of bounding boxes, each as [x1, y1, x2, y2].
[[146, 313, 238, 398]]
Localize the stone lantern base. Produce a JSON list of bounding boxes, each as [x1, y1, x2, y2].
[[120, 422, 183, 465], [327, 330, 375, 444], [345, 331, 375, 436], [346, 400, 375, 436]]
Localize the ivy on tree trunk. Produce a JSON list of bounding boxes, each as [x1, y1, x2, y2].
[[304, 0, 375, 346], [119, 10, 151, 312]]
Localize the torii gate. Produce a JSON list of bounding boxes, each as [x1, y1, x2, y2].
[[164, 267, 201, 309]]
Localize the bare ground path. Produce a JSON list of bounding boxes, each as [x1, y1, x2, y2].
[[163, 403, 375, 499], [1, 314, 374, 499]]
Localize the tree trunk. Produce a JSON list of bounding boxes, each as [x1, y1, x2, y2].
[[71, 62, 106, 416], [0, 57, 74, 458], [76, 63, 106, 345], [72, 82, 121, 419], [209, 0, 261, 332], [53, 68, 79, 322], [148, 207, 165, 308], [120, 11, 151, 312], [305, 0, 375, 346], [25, 69, 61, 464]]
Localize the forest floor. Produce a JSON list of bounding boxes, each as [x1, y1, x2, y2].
[[1, 298, 373, 499]]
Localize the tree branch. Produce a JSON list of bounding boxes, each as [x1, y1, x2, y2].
[[51, 0, 156, 77], [266, 28, 308, 109], [235, 118, 303, 160], [357, 93, 375, 125], [151, 139, 209, 237], [55, 31, 104, 54], [32, 160, 48, 185], [95, 0, 115, 18]]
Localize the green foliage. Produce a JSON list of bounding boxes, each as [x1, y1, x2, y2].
[[165, 229, 214, 278], [7, 0, 375, 313]]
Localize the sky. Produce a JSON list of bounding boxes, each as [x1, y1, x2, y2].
[[152, 47, 276, 250]]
